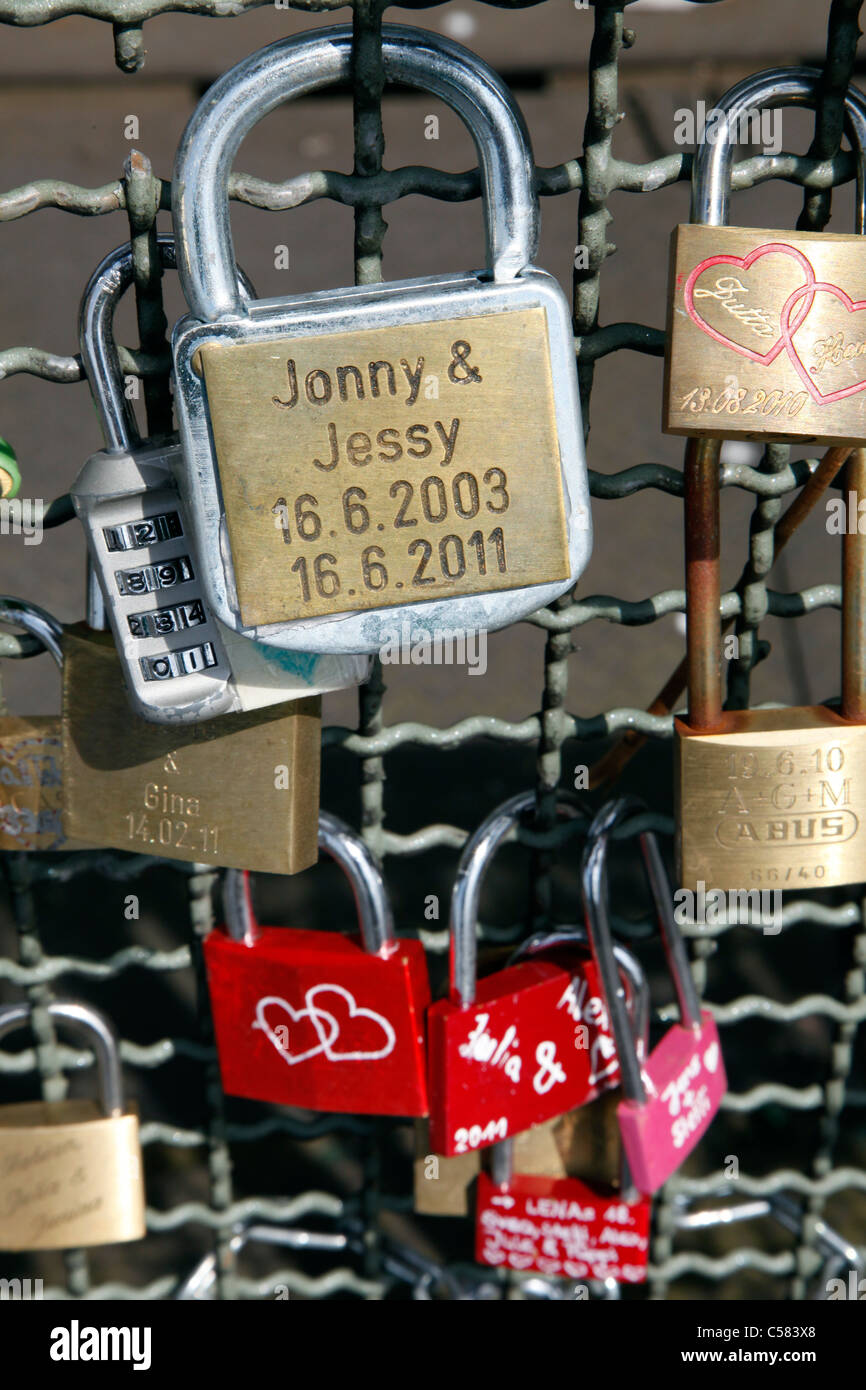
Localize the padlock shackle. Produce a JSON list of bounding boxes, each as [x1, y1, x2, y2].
[[449, 790, 586, 1009], [172, 23, 538, 323], [79, 235, 256, 454], [0, 597, 63, 666], [0, 1000, 125, 1116], [692, 66, 866, 229], [582, 796, 703, 1109], [222, 810, 395, 956]]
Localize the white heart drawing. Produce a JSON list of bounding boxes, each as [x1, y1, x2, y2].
[[508, 1254, 535, 1270], [703, 1041, 720, 1075], [253, 995, 339, 1067], [306, 983, 397, 1062]]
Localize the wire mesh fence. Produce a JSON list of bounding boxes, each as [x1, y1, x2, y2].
[[0, 0, 864, 1300]]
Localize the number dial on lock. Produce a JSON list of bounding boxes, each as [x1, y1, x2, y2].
[[427, 957, 621, 1157], [665, 224, 866, 443], [197, 311, 570, 626]]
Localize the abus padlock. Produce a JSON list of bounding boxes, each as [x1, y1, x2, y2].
[[665, 67, 866, 444], [204, 812, 430, 1115], [583, 797, 727, 1195], [427, 792, 622, 1158], [72, 236, 370, 724], [0, 599, 91, 852], [670, 71, 866, 891], [476, 923, 651, 1285], [0, 1000, 146, 1249], [171, 24, 590, 655]]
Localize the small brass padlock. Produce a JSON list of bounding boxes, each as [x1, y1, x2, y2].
[[665, 68, 866, 445], [172, 24, 590, 655], [61, 623, 320, 873], [0, 1000, 146, 1250], [670, 70, 866, 891], [413, 1119, 480, 1217], [0, 599, 87, 852]]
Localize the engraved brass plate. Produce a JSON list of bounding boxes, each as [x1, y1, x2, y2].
[[0, 1099, 145, 1250], [665, 224, 866, 444], [199, 309, 570, 627], [62, 625, 320, 874], [676, 707, 866, 891], [0, 716, 88, 852]]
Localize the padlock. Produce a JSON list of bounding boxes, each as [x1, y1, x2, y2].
[[61, 623, 319, 873], [0, 999, 146, 1249], [665, 67, 866, 445], [203, 812, 430, 1115], [427, 793, 624, 1158], [171, 23, 590, 655], [72, 235, 370, 724], [475, 913, 651, 1285], [0, 599, 87, 852], [668, 70, 866, 890], [583, 796, 726, 1195]]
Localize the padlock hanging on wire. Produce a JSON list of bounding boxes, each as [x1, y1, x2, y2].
[[203, 812, 430, 1116], [171, 24, 591, 655], [427, 792, 626, 1158], [0, 1000, 146, 1250], [666, 70, 866, 891], [70, 236, 370, 725], [475, 910, 652, 1286]]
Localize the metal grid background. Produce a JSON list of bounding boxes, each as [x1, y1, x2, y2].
[[0, 0, 865, 1300]]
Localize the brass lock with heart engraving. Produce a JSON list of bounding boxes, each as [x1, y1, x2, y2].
[[0, 1000, 146, 1250], [672, 69, 866, 891], [665, 68, 866, 446]]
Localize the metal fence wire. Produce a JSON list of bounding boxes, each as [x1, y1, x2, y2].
[[0, 0, 865, 1300]]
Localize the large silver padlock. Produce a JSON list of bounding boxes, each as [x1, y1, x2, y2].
[[172, 24, 591, 655], [72, 236, 370, 722]]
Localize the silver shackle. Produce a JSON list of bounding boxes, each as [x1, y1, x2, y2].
[[173, 23, 538, 323], [223, 810, 396, 957], [692, 66, 866, 229], [450, 791, 586, 1009], [582, 797, 703, 1109], [79, 234, 256, 454], [0, 1000, 125, 1116]]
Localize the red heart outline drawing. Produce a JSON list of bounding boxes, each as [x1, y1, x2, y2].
[[780, 280, 866, 404], [683, 241, 816, 366]]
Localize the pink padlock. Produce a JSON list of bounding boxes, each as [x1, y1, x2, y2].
[[582, 797, 727, 1196]]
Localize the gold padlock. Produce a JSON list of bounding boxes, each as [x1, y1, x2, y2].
[[61, 623, 320, 874], [0, 1000, 146, 1250], [667, 71, 866, 891], [413, 1118, 480, 1217], [512, 1090, 623, 1188], [0, 599, 88, 852], [665, 71, 866, 446]]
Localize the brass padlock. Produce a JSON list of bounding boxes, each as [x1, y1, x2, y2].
[[413, 1119, 480, 1217], [665, 68, 866, 445], [0, 999, 146, 1250], [669, 70, 866, 891], [61, 623, 320, 873], [0, 599, 87, 852]]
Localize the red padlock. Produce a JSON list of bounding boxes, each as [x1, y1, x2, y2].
[[427, 792, 625, 1157], [203, 812, 430, 1116], [476, 924, 652, 1285], [582, 796, 727, 1195]]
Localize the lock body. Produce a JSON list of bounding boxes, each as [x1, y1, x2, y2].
[[475, 1171, 650, 1283], [617, 1011, 725, 1196], [173, 268, 589, 653], [0, 1098, 145, 1250], [413, 1119, 480, 1216], [0, 716, 88, 852], [61, 624, 320, 873], [665, 224, 866, 445], [204, 925, 430, 1116], [427, 955, 621, 1158], [676, 707, 866, 891]]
